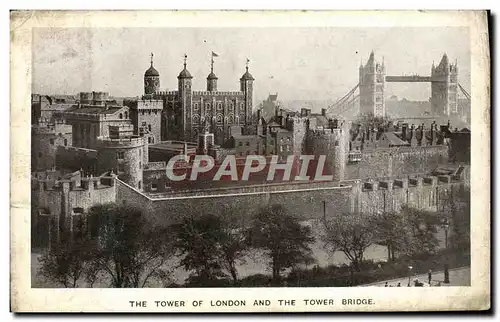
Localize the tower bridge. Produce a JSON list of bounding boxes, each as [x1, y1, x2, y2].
[[326, 51, 470, 120]]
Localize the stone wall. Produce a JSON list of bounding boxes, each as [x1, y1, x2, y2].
[[116, 179, 353, 226], [32, 122, 73, 171], [346, 145, 448, 179], [32, 173, 116, 248], [115, 169, 468, 227]]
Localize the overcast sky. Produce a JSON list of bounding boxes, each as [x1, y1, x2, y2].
[[33, 27, 470, 102]]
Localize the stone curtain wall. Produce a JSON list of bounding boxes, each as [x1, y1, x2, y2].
[[116, 168, 468, 228], [116, 179, 353, 226], [346, 145, 448, 179]]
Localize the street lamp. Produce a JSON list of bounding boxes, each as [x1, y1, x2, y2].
[[408, 265, 413, 287], [441, 218, 450, 249]]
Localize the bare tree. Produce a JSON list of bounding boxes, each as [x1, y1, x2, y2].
[[322, 212, 375, 272], [400, 205, 439, 257], [248, 204, 315, 285], [371, 211, 408, 261], [172, 213, 248, 285], [87, 204, 173, 288], [37, 232, 94, 288]]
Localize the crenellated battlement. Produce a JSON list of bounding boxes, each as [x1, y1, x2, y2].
[[97, 135, 145, 148], [56, 145, 98, 157], [359, 172, 465, 192], [37, 173, 116, 192], [32, 122, 72, 135], [192, 90, 245, 96], [136, 99, 163, 110], [144, 161, 167, 171], [156, 90, 178, 96]]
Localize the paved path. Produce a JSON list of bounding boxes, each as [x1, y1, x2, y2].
[[361, 266, 471, 287]]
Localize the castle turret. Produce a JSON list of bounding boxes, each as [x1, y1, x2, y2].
[[207, 52, 218, 92], [144, 53, 160, 96], [96, 128, 145, 190], [178, 54, 193, 141], [240, 58, 254, 126]]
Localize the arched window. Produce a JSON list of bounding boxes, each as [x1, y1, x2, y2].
[[119, 113, 123, 119], [124, 111, 128, 119], [216, 114, 223, 124]]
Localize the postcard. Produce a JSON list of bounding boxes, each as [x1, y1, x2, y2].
[[10, 10, 490, 312]]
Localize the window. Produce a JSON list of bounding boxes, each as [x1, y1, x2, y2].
[[246, 141, 250, 146], [139, 149, 141, 157], [141, 111, 145, 115], [49, 138, 54, 145], [151, 137, 154, 144], [117, 163, 125, 173], [64, 139, 68, 146], [148, 137, 151, 144], [239, 142, 243, 146], [138, 181, 142, 189], [117, 151, 124, 159], [148, 124, 152, 132], [125, 111, 128, 119], [151, 183, 158, 191], [119, 113, 123, 119], [334, 140, 339, 146]]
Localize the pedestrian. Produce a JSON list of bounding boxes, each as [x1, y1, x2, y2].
[[428, 269, 432, 285], [397, 283, 401, 287], [385, 282, 388, 287]]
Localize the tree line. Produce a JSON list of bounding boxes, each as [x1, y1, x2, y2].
[[37, 186, 470, 287]]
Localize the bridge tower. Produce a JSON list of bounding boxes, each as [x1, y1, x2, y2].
[[431, 53, 458, 117], [359, 51, 386, 117]]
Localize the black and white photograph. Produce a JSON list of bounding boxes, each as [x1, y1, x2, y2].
[[10, 10, 490, 312]]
